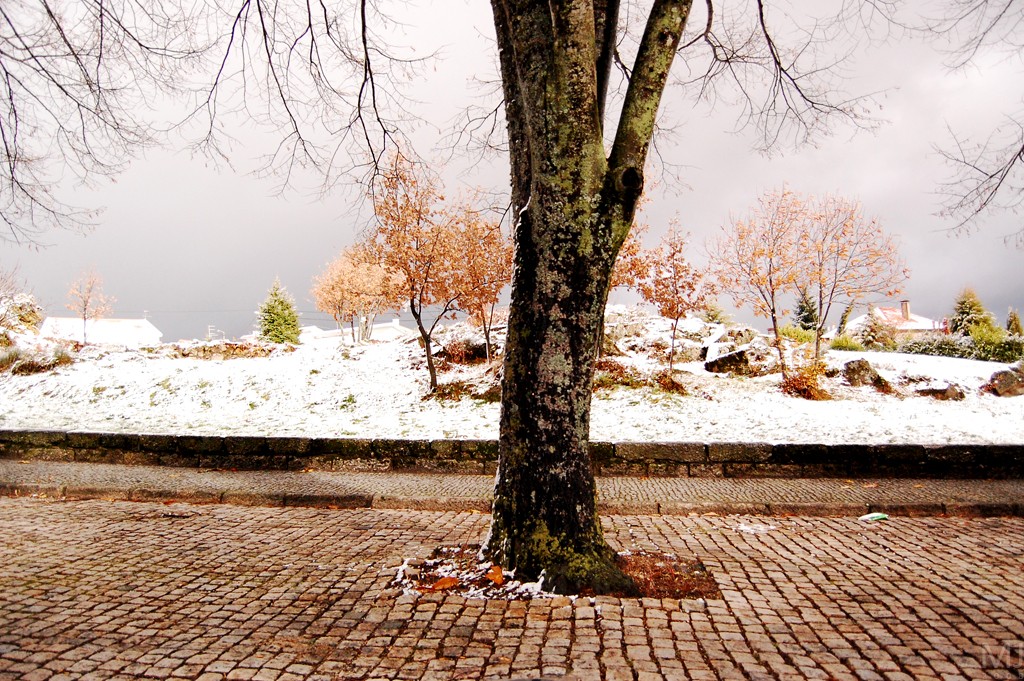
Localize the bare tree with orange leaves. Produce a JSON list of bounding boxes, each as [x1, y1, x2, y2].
[[312, 245, 402, 343], [711, 187, 909, 374], [798, 195, 908, 360], [451, 211, 513, 362], [708, 188, 806, 377], [65, 270, 113, 345], [609, 223, 649, 292], [364, 155, 461, 390], [637, 230, 715, 371]]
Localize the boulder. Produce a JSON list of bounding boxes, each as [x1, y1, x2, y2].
[[702, 342, 734, 363], [704, 342, 776, 376], [916, 383, 966, 401], [986, 368, 1024, 397], [722, 327, 758, 345], [843, 359, 893, 393]]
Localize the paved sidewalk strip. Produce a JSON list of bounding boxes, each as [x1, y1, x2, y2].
[[3, 459, 1024, 516], [2, 498, 1023, 680]]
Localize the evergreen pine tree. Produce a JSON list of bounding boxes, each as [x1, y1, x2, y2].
[[257, 279, 301, 344], [857, 308, 897, 350], [1008, 308, 1023, 336], [949, 288, 995, 335], [700, 301, 730, 324], [793, 289, 819, 331]]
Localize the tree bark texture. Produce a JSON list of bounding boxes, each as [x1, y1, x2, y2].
[[484, 0, 691, 593]]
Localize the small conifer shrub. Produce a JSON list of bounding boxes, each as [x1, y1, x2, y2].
[[257, 279, 301, 344], [949, 288, 996, 335], [1007, 308, 1023, 337]]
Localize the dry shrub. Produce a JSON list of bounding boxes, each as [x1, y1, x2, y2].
[[51, 346, 74, 367], [0, 347, 20, 371], [593, 357, 646, 390], [652, 369, 689, 395], [475, 384, 502, 403], [426, 381, 470, 401], [2, 344, 75, 375], [428, 380, 501, 403], [442, 338, 488, 365], [11, 356, 52, 375], [781, 362, 832, 400]]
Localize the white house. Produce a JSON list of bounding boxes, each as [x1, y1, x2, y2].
[[845, 300, 943, 336], [369, 318, 418, 342], [40, 317, 163, 347]]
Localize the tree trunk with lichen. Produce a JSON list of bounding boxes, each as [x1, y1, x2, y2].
[[483, 0, 691, 594]]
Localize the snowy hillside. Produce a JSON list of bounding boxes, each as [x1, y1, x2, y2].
[[1, 312, 1022, 445]]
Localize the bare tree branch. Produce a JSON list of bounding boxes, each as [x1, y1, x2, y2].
[[0, 0, 433, 244], [0, 0, 208, 243], [674, 0, 875, 152], [924, 0, 1024, 242], [940, 120, 1024, 245]]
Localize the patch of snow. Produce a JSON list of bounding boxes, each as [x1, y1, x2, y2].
[[0, 315, 1021, 445], [735, 523, 776, 535]]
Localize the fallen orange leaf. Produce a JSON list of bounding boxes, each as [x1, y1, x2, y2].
[[485, 565, 504, 586], [431, 576, 460, 591]]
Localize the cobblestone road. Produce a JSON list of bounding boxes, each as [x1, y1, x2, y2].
[[2, 497, 1023, 680]]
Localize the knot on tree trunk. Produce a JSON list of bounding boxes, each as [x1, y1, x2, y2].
[[613, 166, 644, 206]]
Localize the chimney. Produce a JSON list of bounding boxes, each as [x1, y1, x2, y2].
[[900, 300, 910, 321]]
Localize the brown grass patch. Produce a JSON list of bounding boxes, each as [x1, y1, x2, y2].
[[593, 357, 647, 390], [652, 370, 689, 396], [781, 363, 832, 400], [428, 380, 501, 403]]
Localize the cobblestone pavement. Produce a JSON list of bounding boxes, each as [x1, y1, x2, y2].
[[3, 460, 1024, 517], [2, 497, 1024, 680]]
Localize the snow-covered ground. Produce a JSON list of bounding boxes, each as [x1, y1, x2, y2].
[[2, 318, 1022, 444]]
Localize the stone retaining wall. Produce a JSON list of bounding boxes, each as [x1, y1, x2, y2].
[[1, 430, 1021, 478]]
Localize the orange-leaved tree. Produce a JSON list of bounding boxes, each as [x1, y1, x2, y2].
[[368, 154, 502, 390], [65, 270, 114, 345], [636, 230, 715, 371], [609, 222, 649, 292], [797, 194, 908, 359], [708, 188, 807, 377], [312, 245, 402, 343], [450, 209, 513, 362]]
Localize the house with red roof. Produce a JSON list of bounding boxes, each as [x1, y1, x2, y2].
[[845, 300, 944, 337]]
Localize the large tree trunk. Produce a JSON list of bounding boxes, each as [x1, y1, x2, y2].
[[487, 184, 634, 595], [483, 0, 690, 593]]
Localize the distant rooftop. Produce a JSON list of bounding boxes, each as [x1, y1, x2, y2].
[[846, 300, 943, 334], [40, 317, 163, 347]]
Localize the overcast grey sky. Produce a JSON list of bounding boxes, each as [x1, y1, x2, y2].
[[2, 0, 1021, 341]]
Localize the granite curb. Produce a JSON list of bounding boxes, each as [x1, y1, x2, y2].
[[3, 459, 1023, 517], [4, 429, 1024, 478]]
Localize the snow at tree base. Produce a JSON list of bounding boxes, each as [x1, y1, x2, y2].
[[2, 310, 1021, 446]]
